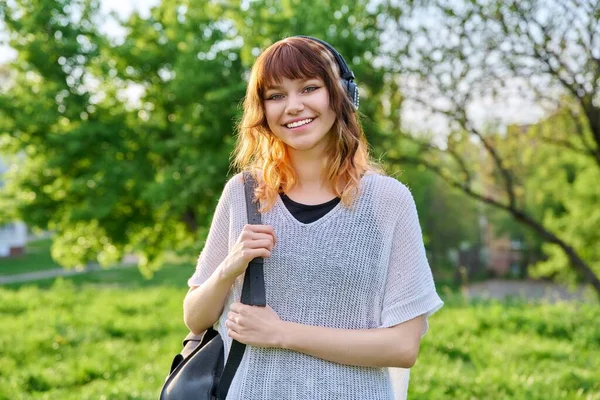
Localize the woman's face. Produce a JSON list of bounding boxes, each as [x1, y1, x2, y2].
[[263, 77, 337, 155]]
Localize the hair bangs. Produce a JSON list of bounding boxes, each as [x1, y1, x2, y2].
[[257, 41, 331, 97]]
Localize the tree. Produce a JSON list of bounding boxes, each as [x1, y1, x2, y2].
[[0, 0, 392, 273], [518, 109, 600, 286], [381, 0, 600, 294]]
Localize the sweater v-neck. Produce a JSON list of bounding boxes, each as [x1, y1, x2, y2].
[[279, 193, 341, 225], [274, 174, 371, 228], [275, 193, 343, 228]]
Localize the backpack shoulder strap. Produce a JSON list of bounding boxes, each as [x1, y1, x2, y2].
[[216, 171, 266, 399]]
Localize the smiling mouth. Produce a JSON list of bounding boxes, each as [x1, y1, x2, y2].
[[285, 118, 315, 129]]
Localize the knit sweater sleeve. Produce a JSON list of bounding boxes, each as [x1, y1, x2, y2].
[[379, 182, 444, 334], [187, 177, 236, 288]]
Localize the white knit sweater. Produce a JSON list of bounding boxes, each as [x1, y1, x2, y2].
[[188, 172, 444, 399]]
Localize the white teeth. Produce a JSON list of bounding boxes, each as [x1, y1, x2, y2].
[[286, 118, 313, 128]]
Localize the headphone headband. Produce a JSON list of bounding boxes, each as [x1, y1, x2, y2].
[[293, 35, 355, 81], [291, 35, 359, 110]]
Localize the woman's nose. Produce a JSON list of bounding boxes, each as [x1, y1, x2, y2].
[[285, 94, 304, 114]]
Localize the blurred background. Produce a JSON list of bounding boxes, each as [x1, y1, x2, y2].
[[0, 0, 598, 398]]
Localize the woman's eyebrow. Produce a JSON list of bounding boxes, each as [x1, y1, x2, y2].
[[265, 84, 283, 91], [265, 79, 320, 91]]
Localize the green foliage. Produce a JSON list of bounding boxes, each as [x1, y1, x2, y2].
[[392, 164, 481, 270], [377, 0, 600, 290], [518, 111, 600, 285], [3, 0, 581, 288], [0, 0, 393, 273]]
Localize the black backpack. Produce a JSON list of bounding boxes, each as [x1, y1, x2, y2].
[[159, 172, 266, 400]]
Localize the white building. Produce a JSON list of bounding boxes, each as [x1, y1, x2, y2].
[[0, 155, 28, 257], [0, 222, 27, 257]]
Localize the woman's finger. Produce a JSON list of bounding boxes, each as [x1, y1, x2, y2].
[[228, 329, 239, 340], [226, 318, 240, 328], [246, 231, 276, 246], [227, 311, 238, 320], [245, 225, 277, 244], [247, 238, 274, 251]]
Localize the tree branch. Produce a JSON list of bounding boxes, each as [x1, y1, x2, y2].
[[388, 153, 600, 295], [495, 3, 584, 101], [538, 135, 596, 158], [400, 132, 474, 184], [410, 95, 518, 209], [568, 107, 600, 167]]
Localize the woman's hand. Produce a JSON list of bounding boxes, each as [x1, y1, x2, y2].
[[225, 302, 285, 348], [220, 224, 277, 281]]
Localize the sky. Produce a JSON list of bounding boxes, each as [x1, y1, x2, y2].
[[0, 0, 545, 135], [0, 0, 157, 63]]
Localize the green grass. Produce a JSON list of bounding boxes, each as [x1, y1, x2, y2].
[[0, 262, 194, 400], [410, 295, 600, 399], [1, 266, 599, 399], [0, 239, 61, 276], [0, 279, 189, 400], [0, 240, 598, 399]]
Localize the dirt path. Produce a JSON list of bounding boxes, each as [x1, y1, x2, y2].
[[0, 260, 138, 285], [463, 278, 592, 302]]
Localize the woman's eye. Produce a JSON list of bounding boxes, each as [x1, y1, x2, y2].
[[266, 86, 318, 100]]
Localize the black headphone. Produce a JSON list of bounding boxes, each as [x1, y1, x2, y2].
[[293, 35, 360, 111]]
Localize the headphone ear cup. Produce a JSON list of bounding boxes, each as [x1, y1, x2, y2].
[[346, 80, 359, 111]]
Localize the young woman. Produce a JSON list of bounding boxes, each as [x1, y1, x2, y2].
[[183, 36, 443, 399]]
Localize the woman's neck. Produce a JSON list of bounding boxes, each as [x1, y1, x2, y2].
[[288, 151, 327, 190], [285, 152, 346, 205]]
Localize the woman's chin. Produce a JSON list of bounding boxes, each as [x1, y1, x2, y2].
[[285, 141, 320, 152], [281, 134, 331, 153]]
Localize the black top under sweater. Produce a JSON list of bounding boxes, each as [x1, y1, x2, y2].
[[280, 193, 341, 223]]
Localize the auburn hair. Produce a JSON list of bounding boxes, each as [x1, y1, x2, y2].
[[232, 36, 384, 212]]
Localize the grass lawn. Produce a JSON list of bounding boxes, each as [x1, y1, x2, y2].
[[410, 295, 600, 399], [0, 263, 599, 399], [0, 239, 62, 276]]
